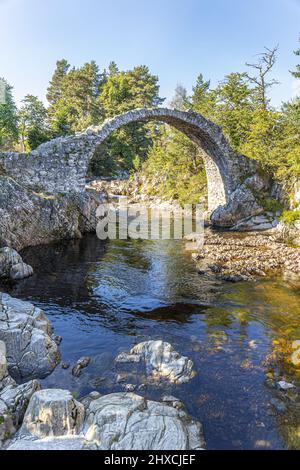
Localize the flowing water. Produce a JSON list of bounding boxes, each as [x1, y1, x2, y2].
[[3, 233, 300, 450]]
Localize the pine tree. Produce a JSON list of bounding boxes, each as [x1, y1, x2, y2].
[[49, 61, 103, 134], [291, 36, 300, 79], [18, 95, 49, 150], [0, 78, 18, 150], [91, 65, 164, 176], [245, 46, 279, 110], [46, 59, 70, 106], [214, 72, 254, 150]]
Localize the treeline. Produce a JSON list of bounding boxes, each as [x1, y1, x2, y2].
[[143, 44, 300, 203], [0, 39, 299, 204]]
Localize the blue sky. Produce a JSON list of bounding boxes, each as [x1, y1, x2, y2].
[[1, 0, 300, 107]]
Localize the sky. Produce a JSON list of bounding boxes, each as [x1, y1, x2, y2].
[[1, 0, 300, 108]]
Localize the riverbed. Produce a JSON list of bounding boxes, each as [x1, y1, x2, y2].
[[3, 233, 300, 450]]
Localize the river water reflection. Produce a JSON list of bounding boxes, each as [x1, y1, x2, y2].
[[4, 233, 300, 449]]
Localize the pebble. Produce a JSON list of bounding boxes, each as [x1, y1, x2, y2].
[[277, 380, 295, 391]]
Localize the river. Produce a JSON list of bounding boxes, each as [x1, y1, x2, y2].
[[3, 233, 300, 449]]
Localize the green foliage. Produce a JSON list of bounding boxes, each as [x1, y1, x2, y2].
[[261, 197, 283, 213], [0, 78, 18, 150], [142, 127, 207, 205], [291, 36, 300, 79], [1, 38, 300, 207], [46, 59, 70, 106], [280, 210, 300, 226], [90, 65, 164, 175], [213, 72, 254, 150], [49, 61, 103, 134], [18, 95, 49, 150]]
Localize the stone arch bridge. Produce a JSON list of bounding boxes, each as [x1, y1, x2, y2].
[[0, 108, 272, 227]]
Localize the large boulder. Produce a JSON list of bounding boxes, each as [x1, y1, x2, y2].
[[0, 293, 60, 381], [0, 341, 40, 448], [19, 389, 85, 439], [211, 174, 271, 227], [0, 175, 99, 251], [0, 247, 33, 281], [116, 340, 196, 384], [8, 391, 205, 450], [83, 393, 205, 450]]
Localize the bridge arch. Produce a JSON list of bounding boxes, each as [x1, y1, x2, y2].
[[0, 108, 267, 227]]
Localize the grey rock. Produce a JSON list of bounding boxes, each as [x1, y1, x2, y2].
[[8, 437, 96, 450], [89, 391, 101, 400], [72, 356, 91, 377], [0, 340, 40, 447], [116, 340, 196, 384], [0, 247, 22, 277], [61, 362, 70, 370], [10, 262, 34, 280], [0, 293, 60, 381], [0, 339, 7, 381], [8, 390, 205, 451], [83, 392, 205, 450], [53, 335, 62, 345], [0, 247, 33, 281], [0, 175, 99, 251], [19, 389, 85, 439], [161, 395, 185, 410], [270, 398, 287, 414], [277, 380, 295, 391], [123, 383, 136, 392], [0, 108, 272, 230]]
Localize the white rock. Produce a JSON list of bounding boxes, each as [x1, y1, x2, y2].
[[116, 340, 196, 384], [0, 340, 7, 381], [0, 247, 22, 277], [83, 392, 205, 450], [277, 380, 295, 391], [8, 437, 96, 450], [19, 389, 85, 439], [9, 391, 205, 451], [10, 262, 34, 280], [0, 293, 60, 381], [0, 341, 40, 447]]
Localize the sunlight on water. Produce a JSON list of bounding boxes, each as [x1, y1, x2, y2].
[[3, 234, 300, 450]]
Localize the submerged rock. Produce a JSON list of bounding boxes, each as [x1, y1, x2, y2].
[[270, 398, 287, 414], [116, 340, 196, 384], [0, 293, 60, 381], [0, 247, 33, 281], [8, 390, 205, 450], [72, 356, 91, 377]]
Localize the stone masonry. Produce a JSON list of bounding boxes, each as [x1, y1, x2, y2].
[[0, 108, 271, 226]]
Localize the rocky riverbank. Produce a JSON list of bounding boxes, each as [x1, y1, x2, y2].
[[7, 389, 205, 450], [0, 175, 102, 252], [186, 229, 300, 282], [0, 295, 206, 450]]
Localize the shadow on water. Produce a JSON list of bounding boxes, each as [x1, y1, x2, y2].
[[2, 233, 300, 450]]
